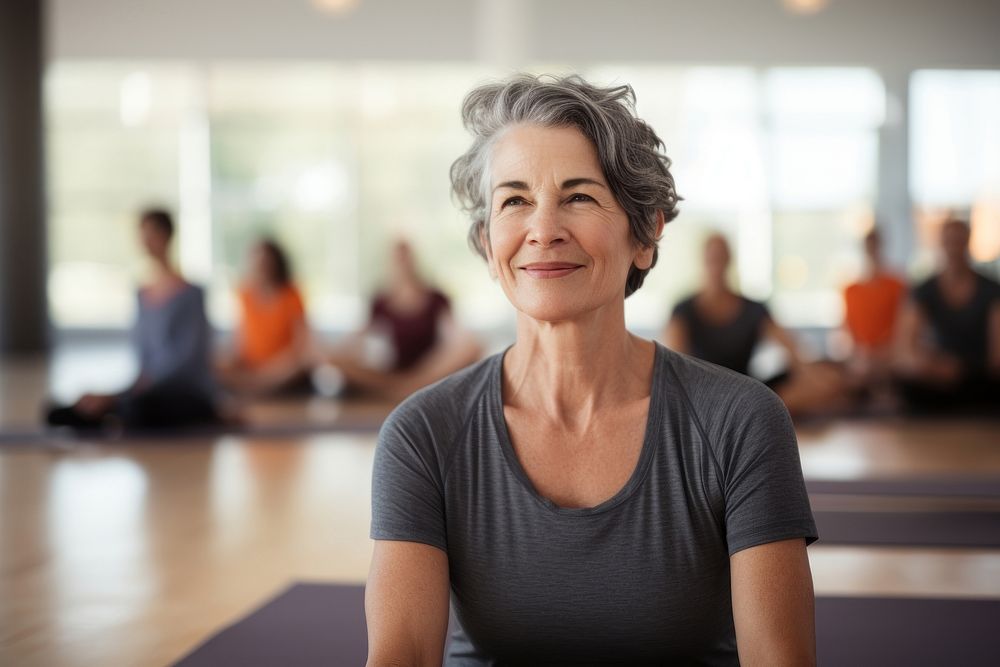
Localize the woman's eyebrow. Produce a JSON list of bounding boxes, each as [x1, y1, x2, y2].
[[561, 177, 607, 190], [493, 180, 529, 193], [492, 177, 607, 193]]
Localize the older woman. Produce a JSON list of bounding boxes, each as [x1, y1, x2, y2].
[[366, 75, 817, 666]]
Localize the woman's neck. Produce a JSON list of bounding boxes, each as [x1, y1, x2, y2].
[[941, 260, 974, 283], [702, 280, 733, 299], [505, 304, 653, 428]]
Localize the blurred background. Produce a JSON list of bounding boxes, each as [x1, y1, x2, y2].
[[2, 1, 999, 665], [3, 0, 997, 362]]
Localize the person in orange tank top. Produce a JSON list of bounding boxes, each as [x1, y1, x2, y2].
[[218, 238, 315, 395], [842, 228, 906, 388]]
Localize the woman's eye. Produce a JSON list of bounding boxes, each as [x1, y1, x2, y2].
[[500, 197, 526, 209], [568, 193, 594, 203]]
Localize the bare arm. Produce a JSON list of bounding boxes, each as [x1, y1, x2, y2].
[[366, 540, 450, 667], [892, 300, 961, 382], [989, 301, 1000, 377], [761, 317, 806, 368], [662, 316, 690, 353], [731, 538, 816, 667]]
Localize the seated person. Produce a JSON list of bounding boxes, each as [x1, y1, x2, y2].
[[320, 240, 481, 400], [368, 74, 817, 666], [47, 209, 218, 431], [894, 218, 1000, 412], [663, 233, 848, 416], [218, 238, 314, 395], [842, 228, 906, 388]]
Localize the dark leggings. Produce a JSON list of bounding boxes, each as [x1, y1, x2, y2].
[[896, 375, 1000, 416], [47, 384, 217, 432]]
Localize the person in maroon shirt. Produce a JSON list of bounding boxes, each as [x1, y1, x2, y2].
[[318, 240, 481, 400]]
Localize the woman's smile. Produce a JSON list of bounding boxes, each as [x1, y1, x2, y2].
[[520, 261, 584, 279]]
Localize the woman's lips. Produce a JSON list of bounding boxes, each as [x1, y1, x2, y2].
[[520, 262, 583, 279]]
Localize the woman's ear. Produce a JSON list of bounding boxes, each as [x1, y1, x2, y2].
[[634, 210, 665, 271], [479, 223, 498, 280]]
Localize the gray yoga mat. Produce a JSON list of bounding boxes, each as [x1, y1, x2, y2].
[[813, 509, 1000, 548], [173, 583, 1000, 666]]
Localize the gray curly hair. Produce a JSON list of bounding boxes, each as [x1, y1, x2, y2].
[[450, 73, 680, 297]]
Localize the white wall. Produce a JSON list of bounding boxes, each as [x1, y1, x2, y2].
[[49, 0, 1000, 69]]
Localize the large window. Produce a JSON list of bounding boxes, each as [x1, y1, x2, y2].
[[46, 63, 885, 333], [910, 70, 1000, 276], [585, 66, 884, 328]]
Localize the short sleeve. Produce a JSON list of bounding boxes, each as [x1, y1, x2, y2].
[[287, 285, 306, 320], [370, 407, 448, 552], [719, 387, 818, 556], [671, 296, 694, 323]]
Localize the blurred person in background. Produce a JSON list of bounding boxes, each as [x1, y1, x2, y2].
[[894, 218, 1000, 413], [663, 233, 849, 417], [842, 227, 907, 391], [317, 239, 481, 400], [217, 237, 315, 395], [46, 208, 219, 431]]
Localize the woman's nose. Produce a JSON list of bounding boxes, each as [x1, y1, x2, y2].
[[526, 201, 566, 247]]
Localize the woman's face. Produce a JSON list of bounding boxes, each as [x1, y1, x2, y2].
[[703, 235, 731, 284], [139, 219, 170, 258], [484, 124, 654, 323], [248, 244, 276, 286]]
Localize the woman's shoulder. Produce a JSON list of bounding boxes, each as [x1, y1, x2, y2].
[[658, 344, 784, 423], [738, 295, 770, 316], [670, 293, 698, 316], [380, 352, 500, 448], [137, 280, 204, 309]]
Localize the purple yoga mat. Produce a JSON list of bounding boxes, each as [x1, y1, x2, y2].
[[173, 583, 369, 667], [813, 509, 1000, 548], [807, 477, 1000, 498], [173, 583, 1000, 666]]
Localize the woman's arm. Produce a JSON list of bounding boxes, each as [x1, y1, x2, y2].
[[731, 538, 816, 667], [892, 300, 961, 383], [365, 540, 450, 667], [761, 317, 806, 369]]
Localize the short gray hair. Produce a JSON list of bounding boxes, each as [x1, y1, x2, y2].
[[450, 73, 680, 297]]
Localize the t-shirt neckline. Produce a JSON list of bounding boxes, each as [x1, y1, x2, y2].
[[490, 341, 665, 517]]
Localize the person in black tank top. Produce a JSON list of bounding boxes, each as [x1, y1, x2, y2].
[[663, 234, 851, 417], [894, 219, 1000, 413]]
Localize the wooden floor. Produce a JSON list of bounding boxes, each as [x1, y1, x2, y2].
[[1, 354, 999, 666]]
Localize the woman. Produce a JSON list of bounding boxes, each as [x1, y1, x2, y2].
[[664, 233, 849, 416], [842, 228, 906, 390], [366, 75, 817, 666], [320, 240, 480, 400], [46, 209, 217, 431], [218, 238, 313, 395], [894, 218, 1000, 412]]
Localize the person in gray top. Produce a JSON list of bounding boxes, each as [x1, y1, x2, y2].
[[367, 74, 818, 666], [46, 209, 217, 431]]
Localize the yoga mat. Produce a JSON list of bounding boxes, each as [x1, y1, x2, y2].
[[814, 509, 1000, 548], [807, 477, 1000, 498], [174, 583, 1000, 666], [816, 596, 1000, 667], [174, 583, 369, 667]]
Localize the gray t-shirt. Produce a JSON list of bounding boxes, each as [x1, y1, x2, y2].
[[371, 342, 817, 666]]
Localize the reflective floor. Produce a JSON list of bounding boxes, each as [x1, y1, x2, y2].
[[1, 350, 999, 666]]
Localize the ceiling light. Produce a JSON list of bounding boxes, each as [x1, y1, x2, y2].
[[782, 0, 828, 15], [311, 0, 360, 16]]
